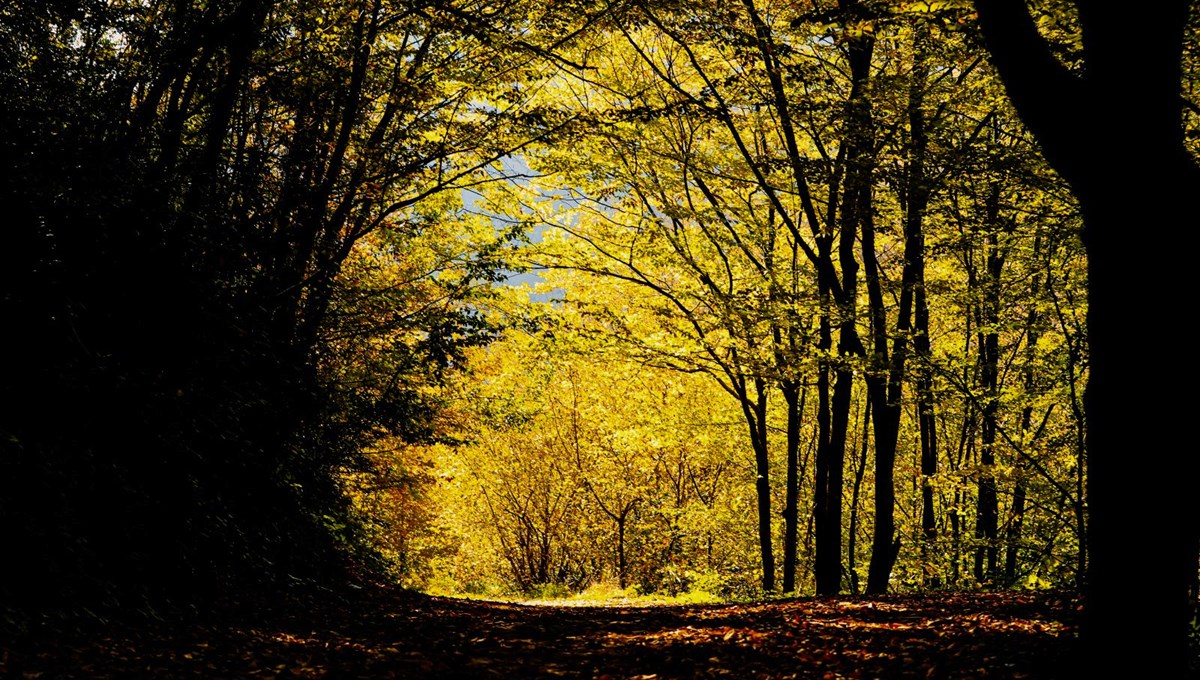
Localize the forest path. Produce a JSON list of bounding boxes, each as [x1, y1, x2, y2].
[[3, 588, 1078, 679]]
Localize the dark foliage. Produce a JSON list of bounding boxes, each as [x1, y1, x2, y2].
[[0, 0, 503, 617]]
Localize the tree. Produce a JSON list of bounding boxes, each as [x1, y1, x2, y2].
[[974, 0, 1199, 674], [521, 0, 897, 596], [413, 317, 760, 597], [0, 0, 577, 610], [519, 15, 796, 591], [327, 2, 1094, 605]]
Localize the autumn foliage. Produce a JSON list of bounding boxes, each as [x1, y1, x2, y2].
[[1, 0, 1197, 676]]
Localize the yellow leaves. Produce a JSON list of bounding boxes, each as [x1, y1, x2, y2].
[[406, 312, 756, 594], [892, 0, 973, 14], [419, 128, 446, 145], [844, 20, 876, 38]]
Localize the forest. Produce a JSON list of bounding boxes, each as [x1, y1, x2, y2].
[[1, 0, 1197, 677]]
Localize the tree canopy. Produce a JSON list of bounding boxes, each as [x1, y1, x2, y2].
[[1, 0, 1195, 674]]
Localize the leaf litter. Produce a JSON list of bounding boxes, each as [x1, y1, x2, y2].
[[1, 588, 1079, 678]]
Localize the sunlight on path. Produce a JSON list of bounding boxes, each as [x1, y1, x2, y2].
[[455, 595, 703, 608]]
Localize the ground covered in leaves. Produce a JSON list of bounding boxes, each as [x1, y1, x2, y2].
[[2, 587, 1079, 678]]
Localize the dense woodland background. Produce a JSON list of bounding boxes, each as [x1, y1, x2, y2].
[[1, 0, 1197, 676]]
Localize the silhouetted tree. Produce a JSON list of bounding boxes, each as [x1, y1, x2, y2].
[[975, 1, 1200, 675]]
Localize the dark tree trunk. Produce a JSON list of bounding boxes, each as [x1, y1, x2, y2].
[[950, 396, 976, 588], [815, 298, 861, 595], [1003, 479, 1026, 585], [860, 141, 900, 594], [975, 1, 1199, 674], [816, 12, 874, 596], [949, 492, 961, 585], [915, 354, 938, 587], [617, 513, 628, 590], [1076, 175, 1197, 676], [741, 378, 775, 592], [847, 397, 871, 595], [906, 25, 940, 588], [1005, 237, 1042, 586], [813, 300, 837, 594], [781, 381, 804, 593], [863, 266, 901, 596], [973, 186, 1002, 586], [863, 23, 936, 594], [820, 362, 854, 595]]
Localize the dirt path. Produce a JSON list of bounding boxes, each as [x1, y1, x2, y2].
[[2, 589, 1079, 678]]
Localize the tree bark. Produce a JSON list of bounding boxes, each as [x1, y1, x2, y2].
[[863, 21, 938, 595], [813, 296, 837, 594], [847, 396, 871, 595], [617, 512, 628, 590], [1004, 236, 1042, 586], [816, 6, 874, 596], [781, 381, 804, 593], [973, 183, 1002, 587], [975, 1, 1199, 673], [907, 25, 940, 588], [740, 377, 776, 592]]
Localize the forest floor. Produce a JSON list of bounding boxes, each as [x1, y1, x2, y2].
[[2, 587, 1080, 679]]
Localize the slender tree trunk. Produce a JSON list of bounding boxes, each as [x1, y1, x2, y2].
[[741, 378, 775, 592], [862, 23, 937, 594], [1004, 238, 1042, 585], [950, 396, 976, 587], [903, 25, 939, 588], [1003, 480, 1026, 585], [802, 438, 818, 589], [858, 107, 900, 595], [617, 513, 627, 590], [815, 13, 874, 596], [813, 301, 837, 594], [863, 275, 901, 595], [781, 381, 804, 593], [973, 183, 1002, 587], [847, 396, 871, 595], [949, 491, 961, 586], [915, 333, 938, 587]]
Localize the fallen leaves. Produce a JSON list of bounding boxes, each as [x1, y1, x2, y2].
[[1, 588, 1080, 678]]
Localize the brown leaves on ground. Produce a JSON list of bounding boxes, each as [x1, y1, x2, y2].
[[1, 588, 1079, 679]]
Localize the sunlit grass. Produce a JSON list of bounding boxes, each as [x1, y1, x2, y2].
[[426, 579, 724, 607]]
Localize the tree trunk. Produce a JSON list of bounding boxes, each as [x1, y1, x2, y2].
[[1005, 237, 1042, 586], [1077, 175, 1196, 676], [617, 512, 627, 590], [847, 396, 871, 595], [813, 304, 837, 594], [1003, 479, 1026, 585], [781, 381, 804, 593], [863, 268, 900, 595], [815, 15, 874, 596], [905, 25, 939, 588], [863, 23, 936, 594], [975, 2, 1198, 673], [741, 378, 775, 592], [973, 182, 1002, 587], [915, 334, 938, 588], [860, 138, 899, 594]]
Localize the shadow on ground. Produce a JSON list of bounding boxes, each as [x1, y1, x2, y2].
[[1, 588, 1079, 678]]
